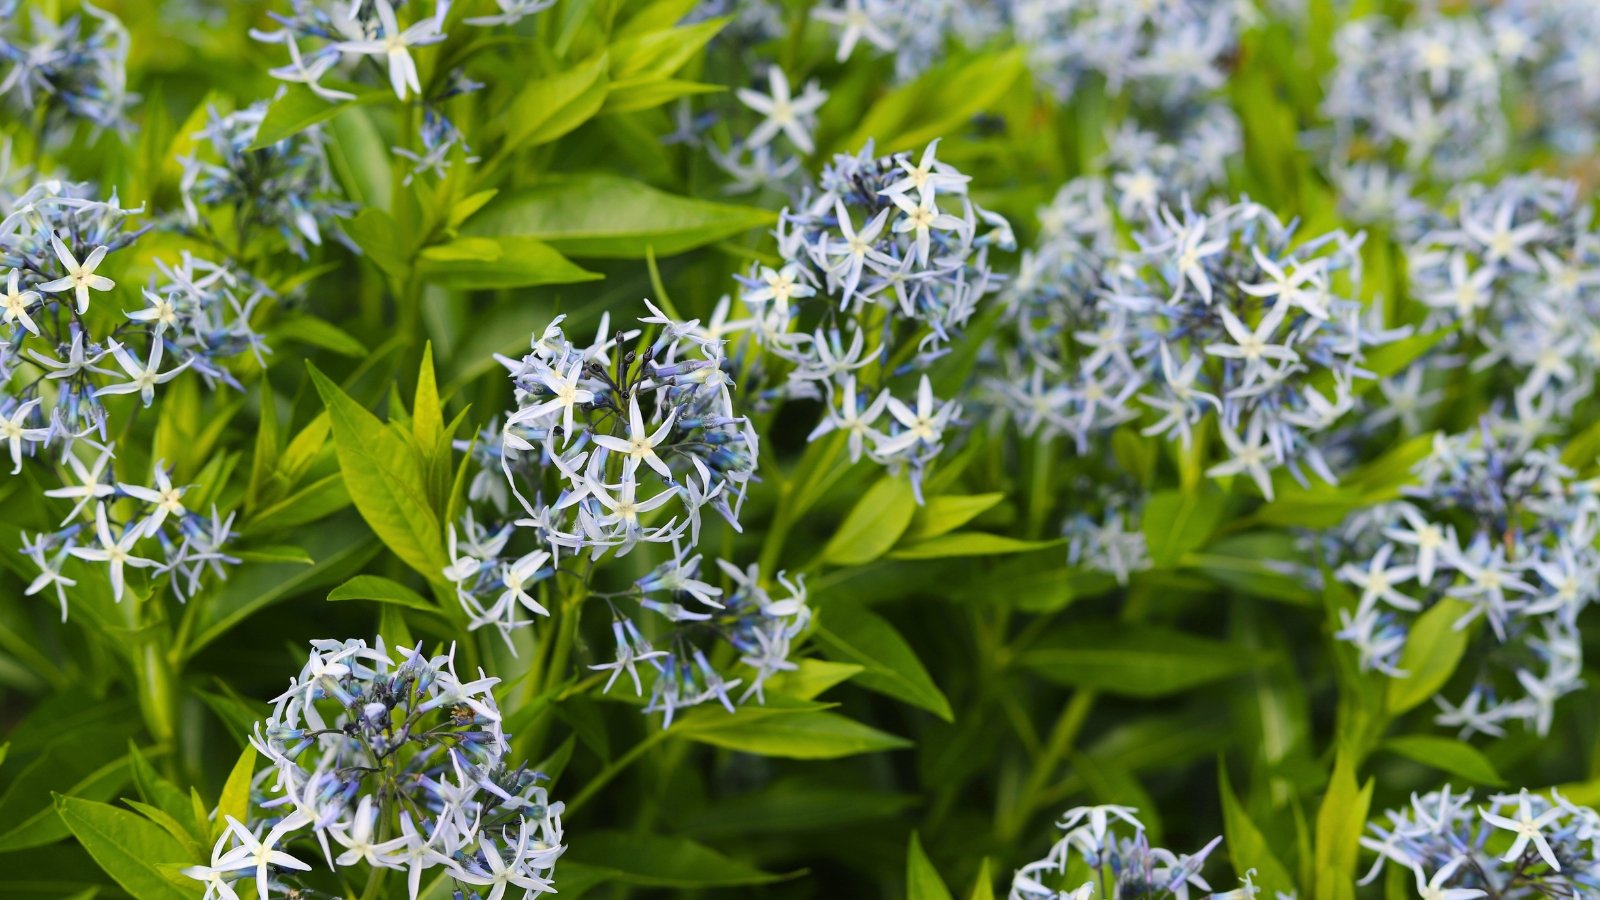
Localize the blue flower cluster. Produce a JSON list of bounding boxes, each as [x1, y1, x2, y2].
[[1009, 804, 1250, 900], [1403, 175, 1599, 421], [0, 0, 134, 139], [987, 189, 1396, 500], [1326, 418, 1598, 737], [732, 140, 1012, 499], [179, 102, 353, 259], [1361, 787, 1600, 896], [201, 638, 564, 900]]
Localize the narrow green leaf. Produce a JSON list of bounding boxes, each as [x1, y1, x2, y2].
[[308, 364, 448, 582], [1381, 735, 1505, 787], [1313, 752, 1374, 900], [54, 794, 201, 900], [1217, 762, 1295, 895], [1142, 488, 1226, 567], [341, 208, 410, 278], [501, 54, 609, 150], [416, 235, 600, 289], [248, 83, 382, 150], [327, 574, 438, 612], [968, 859, 996, 900], [677, 709, 911, 759], [815, 606, 953, 721], [1386, 598, 1473, 715], [215, 745, 256, 838], [464, 174, 774, 259], [1021, 623, 1267, 698], [822, 475, 917, 566], [889, 532, 1061, 560], [907, 832, 954, 900], [901, 493, 1004, 542]]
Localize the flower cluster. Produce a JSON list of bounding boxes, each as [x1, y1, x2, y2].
[[1010, 0, 1247, 106], [1, 179, 272, 462], [199, 638, 564, 900], [1361, 787, 1600, 895], [1320, 13, 1509, 181], [1404, 175, 1599, 419], [616, 551, 810, 727], [1009, 804, 1249, 900], [179, 102, 352, 259], [986, 190, 1395, 500], [811, 0, 1008, 82], [734, 140, 1011, 499], [25, 448, 239, 615], [1101, 105, 1241, 221], [0, 0, 134, 138], [1325, 419, 1599, 737], [1062, 482, 1151, 587]]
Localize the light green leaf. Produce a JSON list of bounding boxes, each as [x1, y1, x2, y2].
[[54, 795, 201, 900], [327, 574, 437, 612], [341, 208, 410, 278], [1381, 735, 1505, 787], [273, 314, 368, 358], [822, 475, 917, 566], [1386, 598, 1473, 715], [248, 83, 383, 150], [416, 235, 600, 289], [842, 49, 1027, 155], [1313, 751, 1374, 900], [215, 745, 256, 838], [463, 174, 774, 259], [502, 54, 609, 150], [1217, 762, 1295, 896], [1021, 623, 1267, 698], [1142, 488, 1226, 567], [889, 532, 1061, 560], [901, 493, 1004, 542], [815, 605, 952, 721], [308, 364, 448, 582], [763, 659, 862, 701], [968, 859, 996, 900], [676, 707, 911, 759], [907, 832, 954, 900]]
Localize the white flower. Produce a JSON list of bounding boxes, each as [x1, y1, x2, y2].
[[1478, 789, 1564, 870], [93, 338, 192, 406], [68, 503, 157, 602], [891, 189, 966, 266], [330, 796, 410, 868], [37, 237, 114, 313], [118, 463, 188, 537], [333, 0, 444, 101], [1, 269, 40, 334], [736, 66, 827, 154], [0, 398, 48, 474], [591, 394, 676, 480], [813, 0, 895, 62], [212, 812, 313, 900], [1207, 414, 1277, 499]]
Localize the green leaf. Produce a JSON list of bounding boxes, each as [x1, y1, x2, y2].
[[342, 208, 411, 278], [327, 574, 438, 612], [889, 532, 1061, 560], [1381, 735, 1505, 787], [676, 707, 911, 759], [54, 795, 201, 900], [814, 605, 953, 721], [1217, 762, 1295, 895], [968, 859, 996, 900], [127, 744, 202, 844], [416, 235, 600, 289], [678, 781, 913, 839], [1142, 488, 1226, 567], [308, 364, 448, 582], [842, 49, 1027, 155], [907, 832, 954, 900], [273, 314, 368, 358], [822, 475, 917, 566], [501, 54, 609, 150], [901, 493, 1004, 542], [1313, 751, 1374, 900], [1386, 598, 1473, 715], [0, 754, 130, 851], [248, 83, 383, 150], [1020, 623, 1267, 698], [215, 745, 256, 838], [763, 659, 863, 701], [565, 830, 786, 888], [463, 173, 774, 259]]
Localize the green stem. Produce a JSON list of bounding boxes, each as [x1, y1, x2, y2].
[[565, 728, 670, 816]]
